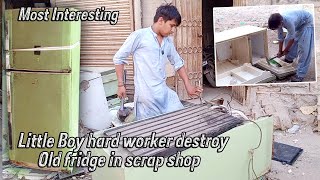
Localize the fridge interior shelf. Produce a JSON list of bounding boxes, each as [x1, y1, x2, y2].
[[217, 62, 275, 86]]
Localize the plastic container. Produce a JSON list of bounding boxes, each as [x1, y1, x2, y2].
[[79, 71, 112, 130]]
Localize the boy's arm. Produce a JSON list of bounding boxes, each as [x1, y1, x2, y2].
[[177, 66, 203, 98], [283, 39, 294, 55], [113, 31, 140, 98], [281, 20, 295, 56], [115, 64, 126, 98], [277, 27, 284, 57]]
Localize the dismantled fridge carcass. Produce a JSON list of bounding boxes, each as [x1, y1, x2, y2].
[[215, 25, 296, 86]]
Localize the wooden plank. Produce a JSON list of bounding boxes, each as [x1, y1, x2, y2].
[[250, 31, 267, 59], [215, 25, 266, 43], [232, 36, 250, 64], [216, 60, 238, 75], [233, 0, 247, 6], [232, 86, 247, 105]]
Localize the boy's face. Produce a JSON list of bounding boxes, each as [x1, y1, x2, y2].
[[271, 22, 283, 30], [159, 18, 177, 37]]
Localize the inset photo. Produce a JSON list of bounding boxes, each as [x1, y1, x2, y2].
[[213, 4, 317, 86]]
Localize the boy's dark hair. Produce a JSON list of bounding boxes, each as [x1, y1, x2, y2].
[[153, 4, 181, 26], [268, 13, 283, 30]]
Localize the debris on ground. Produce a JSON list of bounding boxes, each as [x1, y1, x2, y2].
[[300, 106, 317, 115], [287, 125, 300, 134]]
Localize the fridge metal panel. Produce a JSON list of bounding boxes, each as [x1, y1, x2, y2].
[[5, 9, 81, 72], [5, 9, 81, 49], [8, 71, 78, 171], [5, 8, 81, 171]]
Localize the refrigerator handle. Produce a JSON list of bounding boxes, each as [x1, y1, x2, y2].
[[34, 45, 41, 55], [8, 113, 13, 150]]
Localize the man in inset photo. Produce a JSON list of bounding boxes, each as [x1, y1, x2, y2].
[[268, 9, 314, 82]]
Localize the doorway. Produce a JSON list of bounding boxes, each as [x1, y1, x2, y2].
[[202, 0, 233, 87]]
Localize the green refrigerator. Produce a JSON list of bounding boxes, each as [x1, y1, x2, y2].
[[5, 8, 81, 172]]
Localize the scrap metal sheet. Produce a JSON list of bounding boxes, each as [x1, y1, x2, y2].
[[105, 105, 244, 157]]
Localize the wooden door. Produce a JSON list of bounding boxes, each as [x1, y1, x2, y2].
[[174, 0, 202, 100]]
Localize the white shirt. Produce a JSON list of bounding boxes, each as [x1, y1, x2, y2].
[[278, 10, 313, 41], [113, 27, 185, 120]]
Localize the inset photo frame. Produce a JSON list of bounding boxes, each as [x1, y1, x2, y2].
[[213, 4, 317, 86]]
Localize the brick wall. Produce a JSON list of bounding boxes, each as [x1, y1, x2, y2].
[[247, 84, 318, 130]]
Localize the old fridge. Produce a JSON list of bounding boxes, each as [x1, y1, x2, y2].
[[5, 8, 80, 171], [215, 25, 296, 86]]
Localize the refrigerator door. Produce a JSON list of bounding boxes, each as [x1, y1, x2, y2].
[[8, 45, 80, 72], [5, 9, 81, 72], [6, 9, 80, 49], [8, 71, 79, 171], [5, 9, 81, 171]]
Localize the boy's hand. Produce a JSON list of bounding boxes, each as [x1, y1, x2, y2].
[[277, 51, 283, 58], [186, 84, 203, 99], [117, 86, 127, 99], [277, 50, 289, 58]]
